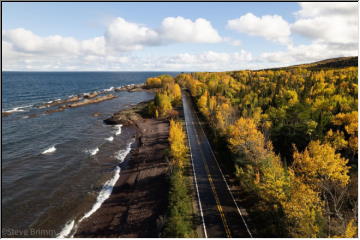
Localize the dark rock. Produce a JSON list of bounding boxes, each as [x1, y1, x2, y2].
[[83, 91, 100, 99], [37, 95, 82, 109], [2, 112, 12, 117], [69, 94, 116, 108]]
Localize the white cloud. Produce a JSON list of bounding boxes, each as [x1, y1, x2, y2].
[[159, 50, 253, 71], [226, 2, 358, 61], [227, 13, 291, 44], [3, 46, 253, 71], [295, 2, 358, 18], [3, 28, 107, 56], [259, 3, 358, 66], [160, 17, 222, 43], [291, 2, 358, 46], [223, 37, 241, 46], [260, 42, 357, 64], [104, 17, 160, 51], [3, 28, 81, 55], [81, 37, 106, 56], [3, 16, 227, 71], [103, 17, 222, 51]]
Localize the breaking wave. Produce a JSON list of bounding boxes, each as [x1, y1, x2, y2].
[[42, 145, 56, 154], [113, 124, 122, 136], [3, 104, 32, 113], [104, 86, 114, 92], [57, 166, 121, 238], [56, 220, 75, 238], [86, 147, 99, 156], [105, 136, 114, 142], [115, 139, 134, 163]]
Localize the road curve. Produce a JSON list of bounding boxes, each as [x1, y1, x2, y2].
[[182, 91, 252, 238]]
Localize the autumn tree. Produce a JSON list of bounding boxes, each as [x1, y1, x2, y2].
[[155, 93, 172, 117], [169, 120, 188, 169], [163, 60, 358, 238], [292, 141, 351, 237], [146, 77, 162, 88], [281, 172, 324, 238], [292, 140, 350, 189]]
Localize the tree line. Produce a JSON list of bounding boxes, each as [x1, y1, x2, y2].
[[145, 75, 194, 237], [174, 66, 357, 237], [145, 62, 357, 237]]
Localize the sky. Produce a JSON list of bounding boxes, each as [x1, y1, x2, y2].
[[2, 2, 358, 71]]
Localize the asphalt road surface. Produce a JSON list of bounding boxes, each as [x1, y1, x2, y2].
[[182, 91, 252, 238]]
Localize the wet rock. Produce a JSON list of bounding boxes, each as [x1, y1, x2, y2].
[[103, 101, 148, 125], [2, 112, 12, 117], [83, 91, 100, 99], [114, 84, 146, 92], [67, 95, 82, 102], [44, 107, 65, 114], [37, 95, 82, 109], [68, 94, 116, 108]]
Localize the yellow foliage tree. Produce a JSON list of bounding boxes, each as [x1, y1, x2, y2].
[[155, 93, 172, 117], [259, 153, 290, 204], [281, 171, 323, 238], [325, 129, 348, 150], [197, 91, 209, 117], [227, 118, 266, 165], [333, 219, 358, 238], [172, 83, 182, 101], [292, 140, 350, 189], [169, 120, 188, 169], [332, 111, 358, 157], [146, 77, 162, 88], [343, 219, 357, 238], [332, 111, 358, 135]]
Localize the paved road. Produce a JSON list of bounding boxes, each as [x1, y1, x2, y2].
[[182, 91, 252, 238]]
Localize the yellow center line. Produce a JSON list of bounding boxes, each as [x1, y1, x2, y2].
[[194, 124, 232, 238]]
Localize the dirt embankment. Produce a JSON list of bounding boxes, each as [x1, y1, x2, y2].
[[74, 101, 170, 237]]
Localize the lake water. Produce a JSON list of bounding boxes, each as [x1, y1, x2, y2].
[[2, 71, 178, 237]]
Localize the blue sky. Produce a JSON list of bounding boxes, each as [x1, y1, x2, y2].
[[2, 2, 357, 71]]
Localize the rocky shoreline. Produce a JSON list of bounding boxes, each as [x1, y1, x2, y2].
[[73, 100, 171, 237], [2, 83, 153, 118]]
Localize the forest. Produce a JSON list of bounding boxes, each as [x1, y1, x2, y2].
[[146, 56, 358, 238]]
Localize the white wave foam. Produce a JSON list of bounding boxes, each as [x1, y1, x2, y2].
[[86, 147, 99, 156], [105, 136, 114, 142], [80, 166, 121, 221], [113, 124, 122, 136], [47, 98, 61, 104], [4, 104, 32, 113], [56, 164, 123, 237], [115, 139, 134, 163], [42, 146, 56, 154], [104, 86, 114, 92], [57, 220, 75, 238]]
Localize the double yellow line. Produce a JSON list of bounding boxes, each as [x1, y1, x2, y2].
[[194, 123, 232, 238], [206, 164, 232, 238]]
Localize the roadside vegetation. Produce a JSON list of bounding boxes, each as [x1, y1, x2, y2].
[[145, 74, 182, 118], [173, 58, 358, 238], [163, 119, 194, 237], [145, 75, 195, 237]]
